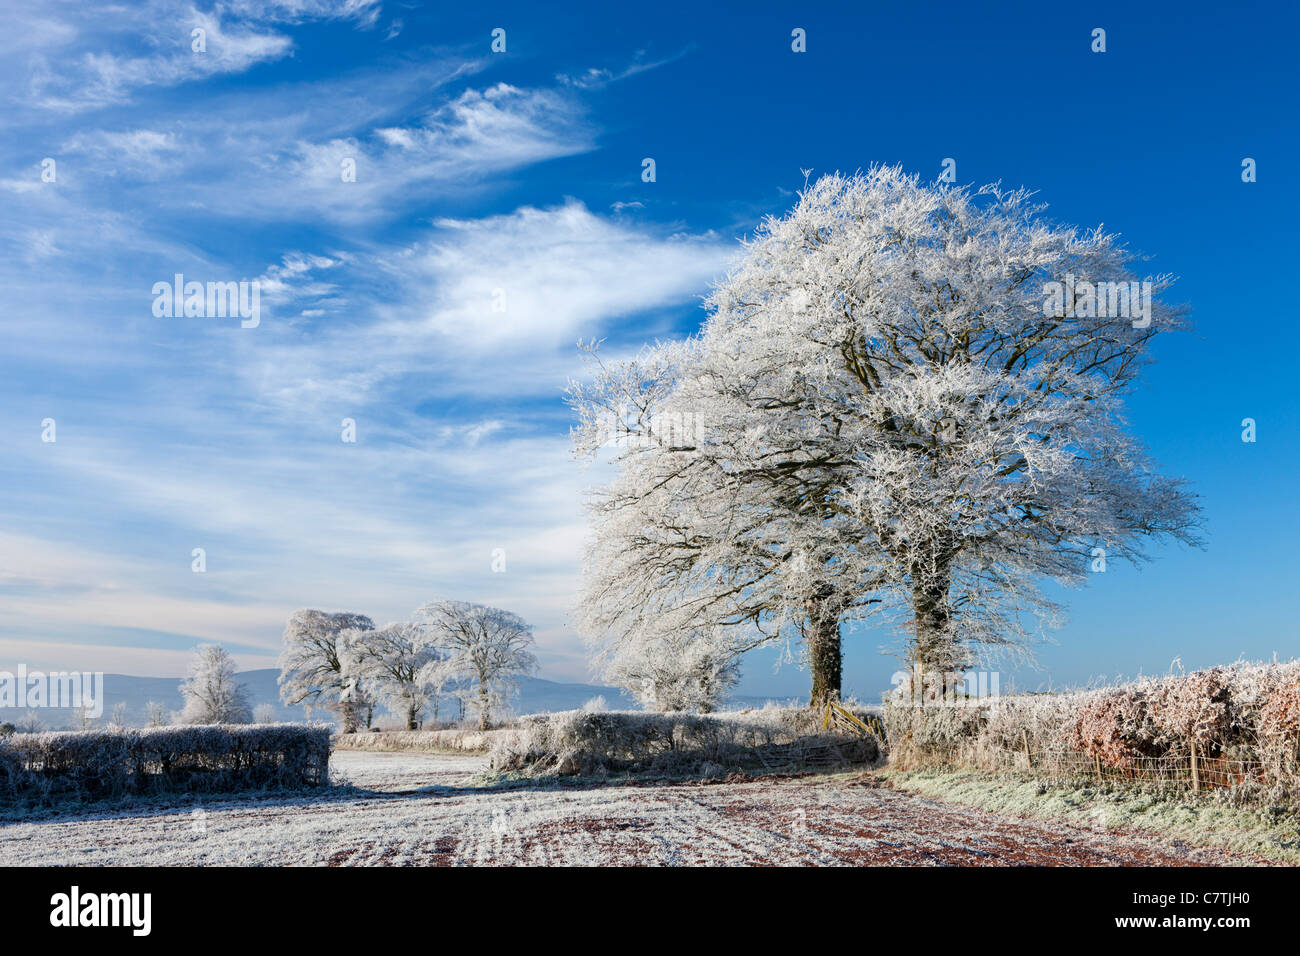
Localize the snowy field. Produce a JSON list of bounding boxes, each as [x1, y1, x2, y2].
[[0, 751, 1271, 866]]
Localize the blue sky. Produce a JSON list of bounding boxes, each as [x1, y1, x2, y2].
[[1, 0, 1296, 700]]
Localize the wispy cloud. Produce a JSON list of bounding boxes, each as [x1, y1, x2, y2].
[[60, 129, 185, 174], [265, 83, 595, 221], [0, 195, 728, 679], [10, 0, 381, 112], [0, 6, 738, 684], [42, 76, 590, 224], [225, 199, 732, 414], [555, 45, 694, 89]]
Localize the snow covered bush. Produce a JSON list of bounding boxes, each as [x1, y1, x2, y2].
[[884, 659, 1300, 799], [0, 724, 331, 804], [1151, 666, 1240, 753], [1257, 670, 1300, 780], [489, 707, 880, 778], [1062, 688, 1161, 770], [883, 698, 988, 768]]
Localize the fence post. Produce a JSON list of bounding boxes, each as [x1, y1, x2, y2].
[[1190, 738, 1200, 793], [1023, 729, 1033, 769], [1095, 755, 1102, 781]]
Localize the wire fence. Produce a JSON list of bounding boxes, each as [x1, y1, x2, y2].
[[991, 744, 1264, 792]]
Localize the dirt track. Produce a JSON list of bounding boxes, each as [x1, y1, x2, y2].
[[0, 751, 1271, 866]]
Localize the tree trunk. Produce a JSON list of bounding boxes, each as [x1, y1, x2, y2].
[[809, 623, 842, 707], [340, 696, 359, 734], [807, 588, 844, 707], [406, 703, 418, 731], [912, 585, 950, 671], [909, 557, 962, 700], [478, 688, 490, 730]]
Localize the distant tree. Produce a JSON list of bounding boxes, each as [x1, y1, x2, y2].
[[415, 601, 539, 730], [145, 700, 169, 727], [0, 722, 15, 736], [109, 702, 129, 729], [349, 622, 439, 730], [179, 645, 252, 724], [603, 625, 745, 713], [421, 658, 455, 724], [16, 711, 43, 734], [252, 702, 276, 724], [278, 609, 376, 733]]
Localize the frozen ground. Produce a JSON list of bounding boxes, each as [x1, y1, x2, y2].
[[0, 751, 1272, 865]]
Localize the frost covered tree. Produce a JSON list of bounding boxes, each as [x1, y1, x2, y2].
[[569, 166, 1200, 704], [349, 621, 439, 730], [415, 601, 539, 729], [603, 625, 745, 713], [252, 703, 276, 724], [179, 645, 252, 724], [145, 700, 169, 727], [278, 609, 375, 733], [419, 655, 455, 724]]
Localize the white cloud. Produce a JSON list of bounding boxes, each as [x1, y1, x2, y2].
[[14, 0, 381, 112], [555, 46, 693, 89], [61, 129, 184, 175], [37, 77, 591, 225], [396, 199, 730, 344], [265, 83, 594, 221], [0, 532, 290, 657], [0, 420, 606, 678], [0, 197, 731, 679], [222, 200, 732, 411], [221, 0, 382, 27]]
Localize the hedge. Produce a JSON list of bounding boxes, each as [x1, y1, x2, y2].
[[884, 659, 1300, 801], [489, 706, 881, 777], [0, 723, 332, 803]]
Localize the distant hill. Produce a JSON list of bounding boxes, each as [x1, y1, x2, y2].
[[1, 669, 641, 729], [0, 669, 306, 729], [0, 668, 795, 730]]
